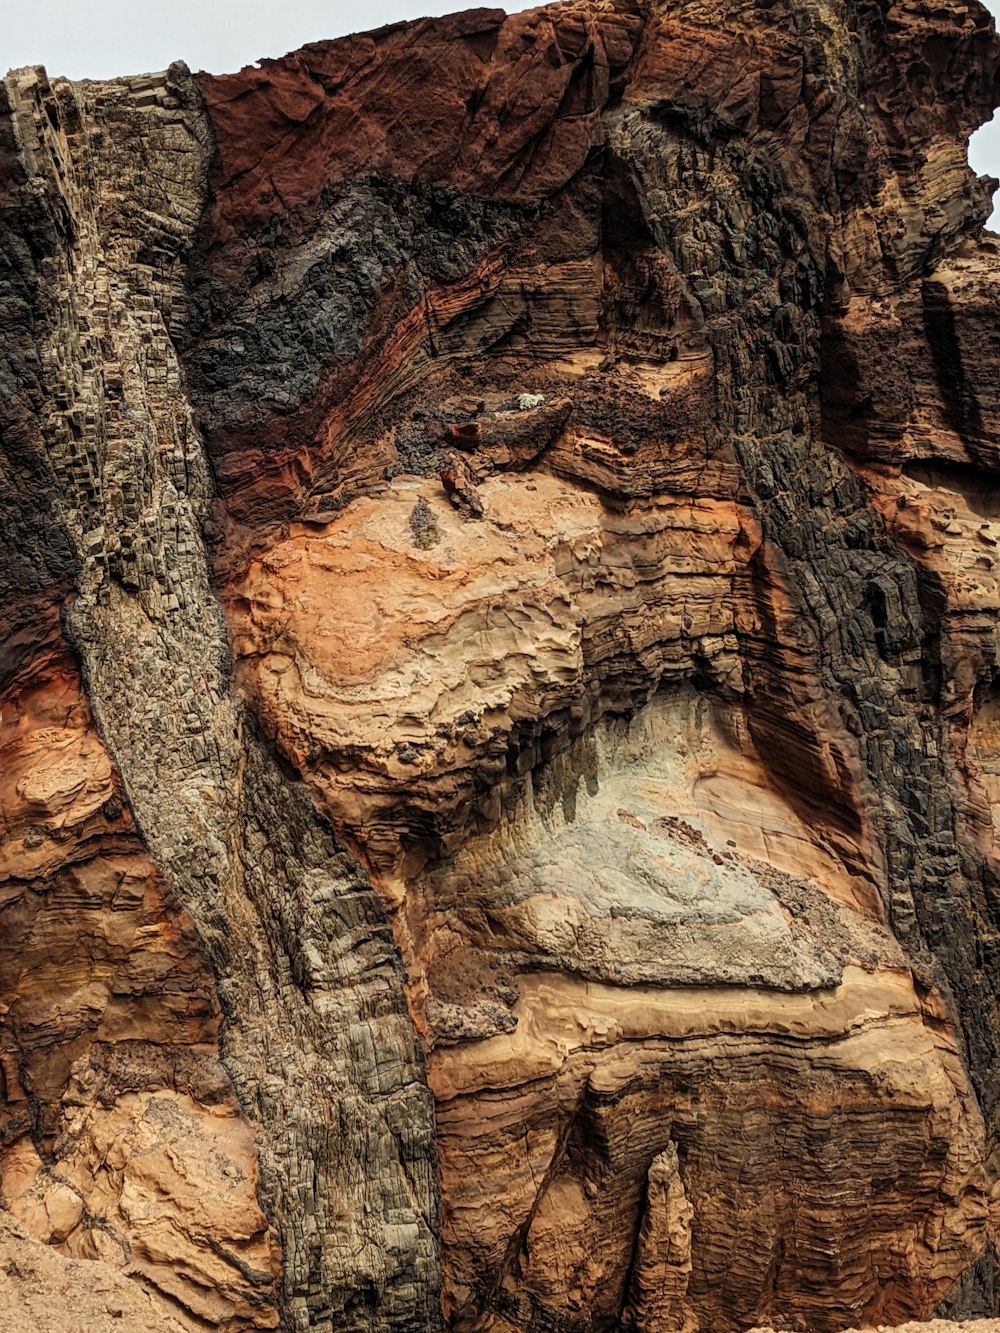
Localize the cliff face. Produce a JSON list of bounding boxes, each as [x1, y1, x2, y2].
[[1, 1, 999, 1330]]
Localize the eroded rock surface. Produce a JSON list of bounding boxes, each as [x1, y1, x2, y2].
[[2, 0, 1000, 1330]]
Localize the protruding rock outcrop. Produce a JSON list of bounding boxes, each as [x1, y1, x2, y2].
[[2, 1, 1000, 1330]]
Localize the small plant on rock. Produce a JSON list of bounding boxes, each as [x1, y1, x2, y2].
[[408, 497, 439, 549]]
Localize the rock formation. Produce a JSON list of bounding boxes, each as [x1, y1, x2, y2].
[[1, 0, 999, 1329]]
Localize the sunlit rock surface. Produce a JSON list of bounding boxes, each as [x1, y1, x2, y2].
[[1, 0, 1000, 1329]]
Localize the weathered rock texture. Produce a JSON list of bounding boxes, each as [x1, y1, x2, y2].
[[1, 0, 1000, 1330], [752, 1323, 1000, 1333], [0, 58, 439, 1333]]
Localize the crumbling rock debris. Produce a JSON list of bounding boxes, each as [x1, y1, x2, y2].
[[1, 0, 1000, 1331], [439, 453, 485, 518], [751, 1323, 1000, 1333]]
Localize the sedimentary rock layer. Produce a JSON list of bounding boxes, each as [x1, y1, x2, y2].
[[1, 0, 1000, 1330]]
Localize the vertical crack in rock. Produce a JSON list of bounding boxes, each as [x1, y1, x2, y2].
[[2, 63, 441, 1332]]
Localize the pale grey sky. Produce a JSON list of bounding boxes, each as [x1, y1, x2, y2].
[[3, 1, 541, 78], [4, 0, 999, 226]]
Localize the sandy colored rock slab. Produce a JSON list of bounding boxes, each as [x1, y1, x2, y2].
[[3, 1091, 280, 1329], [0, 1211, 187, 1333], [229, 470, 749, 858]]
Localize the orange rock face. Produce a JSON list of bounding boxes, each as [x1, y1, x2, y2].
[[0, 649, 280, 1328], [3, 0, 1000, 1330]]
